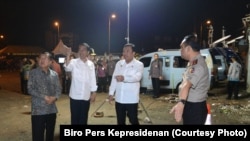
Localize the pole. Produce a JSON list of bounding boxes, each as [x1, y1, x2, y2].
[[242, 14, 250, 92], [57, 25, 60, 41], [108, 18, 111, 54], [139, 100, 153, 124], [126, 0, 130, 43], [54, 21, 60, 43], [222, 26, 225, 47], [91, 99, 107, 117], [200, 23, 203, 46], [108, 14, 116, 54], [247, 32, 250, 92], [208, 25, 213, 47]]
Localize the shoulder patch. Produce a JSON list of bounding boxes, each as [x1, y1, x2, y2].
[[191, 59, 198, 65], [189, 67, 195, 73]]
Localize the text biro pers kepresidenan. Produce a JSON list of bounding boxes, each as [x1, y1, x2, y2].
[[60, 125, 248, 139]]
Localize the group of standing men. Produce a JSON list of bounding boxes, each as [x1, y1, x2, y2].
[[27, 33, 232, 140]]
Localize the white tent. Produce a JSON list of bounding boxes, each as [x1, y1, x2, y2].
[[52, 39, 70, 56], [52, 39, 78, 57]]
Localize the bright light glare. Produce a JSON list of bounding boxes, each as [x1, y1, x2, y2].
[[111, 14, 116, 19]]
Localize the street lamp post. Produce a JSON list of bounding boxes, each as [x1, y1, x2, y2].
[[54, 21, 60, 42], [200, 20, 211, 47], [108, 14, 116, 54], [126, 0, 130, 43], [0, 34, 4, 48], [207, 24, 214, 47]]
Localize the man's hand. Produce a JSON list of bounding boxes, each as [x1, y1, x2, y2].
[[90, 92, 96, 103], [169, 102, 184, 123], [159, 76, 163, 80], [66, 47, 72, 57], [115, 75, 124, 82], [108, 95, 114, 104], [44, 96, 57, 105]]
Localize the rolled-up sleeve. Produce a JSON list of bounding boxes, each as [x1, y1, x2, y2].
[[90, 63, 98, 92]]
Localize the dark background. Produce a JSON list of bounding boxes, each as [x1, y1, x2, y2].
[[0, 0, 249, 54]]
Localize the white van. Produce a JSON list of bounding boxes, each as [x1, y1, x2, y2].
[[139, 48, 218, 93]]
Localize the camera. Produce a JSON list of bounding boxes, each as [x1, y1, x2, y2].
[[58, 57, 65, 64]]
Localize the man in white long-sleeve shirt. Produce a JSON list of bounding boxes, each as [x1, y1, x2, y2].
[[227, 56, 242, 100], [108, 43, 144, 125], [64, 43, 97, 125]]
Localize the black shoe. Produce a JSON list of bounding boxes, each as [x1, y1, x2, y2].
[[234, 96, 238, 100], [152, 95, 159, 98]]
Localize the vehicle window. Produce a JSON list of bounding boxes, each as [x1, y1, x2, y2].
[[173, 56, 188, 68], [209, 49, 219, 65], [210, 48, 221, 55], [139, 57, 151, 67], [165, 57, 170, 67], [216, 59, 222, 67]]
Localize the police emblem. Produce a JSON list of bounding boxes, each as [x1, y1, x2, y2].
[[190, 67, 195, 73]]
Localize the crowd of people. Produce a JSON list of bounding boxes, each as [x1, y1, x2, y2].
[[18, 52, 120, 96]]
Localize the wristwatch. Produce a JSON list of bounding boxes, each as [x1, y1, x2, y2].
[[178, 99, 186, 105]]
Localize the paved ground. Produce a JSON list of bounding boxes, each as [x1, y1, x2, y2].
[[0, 71, 250, 141], [0, 89, 180, 140]]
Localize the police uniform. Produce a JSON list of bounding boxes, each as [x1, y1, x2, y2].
[[181, 54, 209, 124]]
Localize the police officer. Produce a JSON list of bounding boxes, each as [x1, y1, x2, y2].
[[170, 34, 209, 125], [149, 53, 163, 98]]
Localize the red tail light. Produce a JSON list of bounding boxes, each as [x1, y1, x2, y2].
[[211, 68, 218, 75]]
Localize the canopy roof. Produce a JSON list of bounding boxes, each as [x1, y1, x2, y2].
[[0, 45, 47, 56], [52, 39, 78, 57]]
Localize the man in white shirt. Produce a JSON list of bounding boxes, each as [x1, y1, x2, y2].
[[108, 43, 144, 125], [64, 43, 97, 125]]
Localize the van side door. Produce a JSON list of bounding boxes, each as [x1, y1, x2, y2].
[[139, 56, 152, 90], [160, 56, 170, 88]]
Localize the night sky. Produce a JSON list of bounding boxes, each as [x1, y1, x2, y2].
[[0, 0, 249, 54]]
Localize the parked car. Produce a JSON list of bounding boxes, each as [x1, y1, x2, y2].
[[210, 47, 244, 81]]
